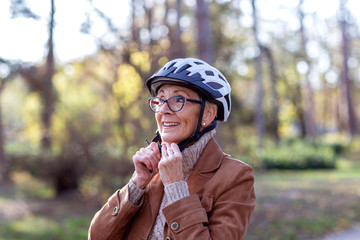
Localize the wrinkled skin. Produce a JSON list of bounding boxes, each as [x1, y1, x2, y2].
[[132, 85, 216, 189]]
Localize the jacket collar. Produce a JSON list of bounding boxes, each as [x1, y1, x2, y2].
[[194, 137, 223, 173], [145, 137, 223, 219], [145, 174, 164, 225], [186, 137, 224, 194]]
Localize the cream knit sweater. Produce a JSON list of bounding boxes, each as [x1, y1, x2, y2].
[[128, 130, 215, 239]]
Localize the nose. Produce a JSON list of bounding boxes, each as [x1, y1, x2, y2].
[[158, 101, 172, 114]]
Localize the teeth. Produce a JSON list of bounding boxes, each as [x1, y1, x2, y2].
[[163, 122, 179, 126]]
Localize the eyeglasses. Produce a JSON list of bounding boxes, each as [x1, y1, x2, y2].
[[148, 96, 202, 113]]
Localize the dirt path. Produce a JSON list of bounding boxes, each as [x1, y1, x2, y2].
[[319, 224, 360, 240], [0, 182, 102, 223], [0, 198, 31, 222]]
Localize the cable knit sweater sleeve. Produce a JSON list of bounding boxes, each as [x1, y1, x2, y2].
[[128, 179, 145, 205], [164, 181, 190, 204]]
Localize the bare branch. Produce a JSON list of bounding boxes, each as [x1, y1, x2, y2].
[[10, 0, 40, 20]]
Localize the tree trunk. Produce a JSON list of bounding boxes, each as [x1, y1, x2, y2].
[[0, 83, 9, 182], [172, 0, 185, 58], [41, 0, 55, 150], [196, 0, 213, 64], [261, 46, 280, 145], [130, 0, 138, 44], [144, 0, 154, 47], [251, 0, 265, 149], [298, 0, 316, 139], [339, 0, 357, 137]]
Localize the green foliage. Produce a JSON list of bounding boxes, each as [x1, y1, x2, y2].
[[10, 171, 55, 199], [1, 156, 359, 240], [1, 0, 359, 215], [6, 142, 135, 196], [113, 63, 143, 107], [258, 139, 336, 170], [0, 176, 91, 240], [0, 51, 155, 195], [246, 161, 360, 240], [0, 216, 89, 240], [1, 1, 360, 239]]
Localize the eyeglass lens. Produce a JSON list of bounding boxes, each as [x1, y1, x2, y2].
[[149, 96, 185, 112]]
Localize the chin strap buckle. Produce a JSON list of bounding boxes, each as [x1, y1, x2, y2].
[[146, 130, 162, 153]]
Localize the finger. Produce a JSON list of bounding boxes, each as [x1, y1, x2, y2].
[[148, 152, 159, 173], [170, 143, 180, 153], [144, 146, 160, 172], [149, 142, 161, 159], [171, 144, 182, 160], [162, 143, 168, 157], [133, 148, 146, 164], [134, 150, 156, 172], [141, 146, 160, 162], [142, 157, 154, 172], [166, 143, 174, 154], [143, 151, 159, 172]]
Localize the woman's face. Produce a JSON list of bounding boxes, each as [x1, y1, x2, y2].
[[155, 85, 201, 144]]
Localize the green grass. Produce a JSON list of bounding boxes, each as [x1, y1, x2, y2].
[[0, 216, 89, 240], [0, 154, 359, 240], [246, 157, 360, 240], [0, 171, 96, 240]]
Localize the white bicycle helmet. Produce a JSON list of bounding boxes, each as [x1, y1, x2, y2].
[[146, 58, 231, 122]]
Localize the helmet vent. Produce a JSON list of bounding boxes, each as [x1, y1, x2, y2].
[[177, 64, 191, 73], [205, 70, 214, 76], [166, 62, 176, 70], [218, 74, 226, 82], [207, 82, 223, 90], [146, 58, 231, 121], [224, 94, 231, 111], [191, 72, 202, 78]]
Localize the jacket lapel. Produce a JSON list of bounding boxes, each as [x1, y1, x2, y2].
[[147, 174, 164, 223], [187, 138, 223, 194], [134, 138, 223, 238]]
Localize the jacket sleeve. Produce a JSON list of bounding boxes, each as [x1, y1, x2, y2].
[[88, 182, 144, 240], [162, 164, 256, 240]]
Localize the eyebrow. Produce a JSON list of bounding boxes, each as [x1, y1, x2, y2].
[[157, 89, 190, 97]]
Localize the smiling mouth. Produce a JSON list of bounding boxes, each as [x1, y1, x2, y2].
[[163, 122, 180, 126]]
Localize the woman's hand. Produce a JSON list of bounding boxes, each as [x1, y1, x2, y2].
[[132, 142, 161, 189], [158, 143, 184, 186]]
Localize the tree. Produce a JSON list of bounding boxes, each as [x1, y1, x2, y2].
[[1, 0, 42, 180], [170, 0, 185, 58], [339, 0, 357, 137], [10, 0, 40, 19], [42, 0, 56, 150], [251, 0, 265, 148], [196, 0, 213, 64], [0, 76, 8, 182], [261, 46, 280, 144], [130, 0, 140, 46], [298, 0, 317, 140], [18, 0, 56, 151], [0, 60, 23, 182]]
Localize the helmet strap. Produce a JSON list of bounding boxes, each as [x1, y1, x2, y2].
[[177, 96, 217, 151], [148, 96, 217, 152], [146, 130, 162, 153]]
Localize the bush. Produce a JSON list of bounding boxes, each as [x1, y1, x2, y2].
[[327, 143, 346, 155], [6, 143, 134, 196], [259, 140, 336, 170]]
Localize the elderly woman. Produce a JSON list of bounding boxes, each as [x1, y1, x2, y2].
[[88, 58, 256, 240]]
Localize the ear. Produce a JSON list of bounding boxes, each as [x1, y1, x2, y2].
[[202, 103, 217, 127]]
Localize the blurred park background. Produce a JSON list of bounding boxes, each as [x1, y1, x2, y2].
[[0, 0, 360, 239]]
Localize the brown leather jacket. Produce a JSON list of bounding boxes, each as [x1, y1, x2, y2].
[[88, 138, 256, 240]]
